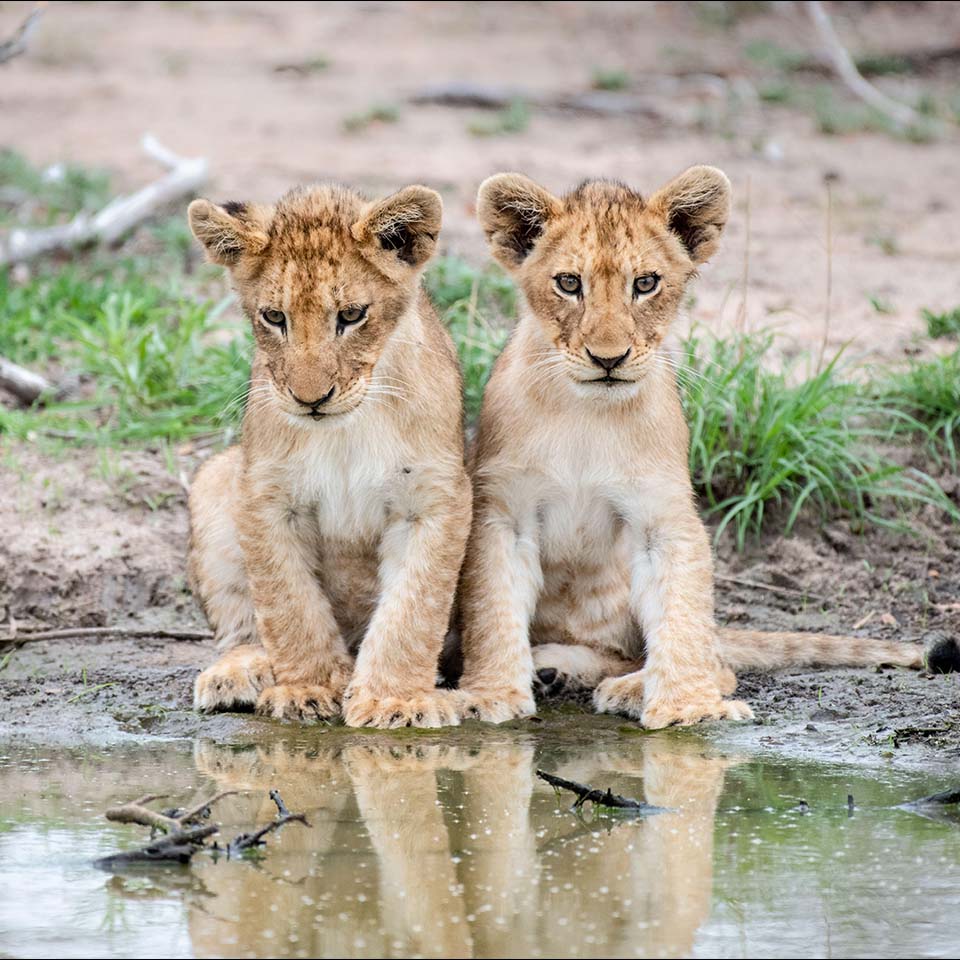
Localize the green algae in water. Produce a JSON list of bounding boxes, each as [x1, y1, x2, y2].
[[1, 727, 959, 959]]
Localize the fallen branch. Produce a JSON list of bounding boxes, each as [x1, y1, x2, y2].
[[3, 625, 213, 647], [96, 791, 236, 869], [537, 769, 667, 814], [408, 82, 714, 121], [0, 355, 53, 405], [805, 1, 935, 133], [0, 1, 45, 65], [97, 788, 311, 871], [0, 133, 209, 266], [716, 573, 826, 602]]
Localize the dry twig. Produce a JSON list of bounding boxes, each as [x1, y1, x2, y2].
[[3, 625, 213, 647], [0, 2, 45, 65], [715, 573, 826, 602], [805, 1, 934, 133], [0, 134, 209, 266]]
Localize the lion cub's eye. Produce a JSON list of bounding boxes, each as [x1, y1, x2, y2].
[[555, 274, 582, 296], [336, 304, 368, 334], [634, 274, 660, 297], [261, 308, 287, 328]]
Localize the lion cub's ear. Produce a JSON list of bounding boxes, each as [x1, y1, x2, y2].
[[476, 173, 562, 270], [351, 185, 442, 281], [647, 165, 731, 265], [187, 199, 271, 266]]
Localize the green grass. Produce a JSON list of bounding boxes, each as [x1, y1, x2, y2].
[[468, 99, 530, 137], [880, 351, 960, 468], [678, 329, 953, 548], [342, 103, 400, 133], [424, 256, 514, 418], [922, 306, 960, 339], [591, 68, 630, 91], [0, 260, 250, 443], [868, 294, 894, 315], [0, 149, 110, 226]]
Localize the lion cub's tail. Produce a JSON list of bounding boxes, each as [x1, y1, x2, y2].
[[717, 628, 960, 673]]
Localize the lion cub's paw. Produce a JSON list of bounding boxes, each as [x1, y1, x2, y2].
[[641, 696, 754, 729], [342, 687, 460, 729], [194, 644, 274, 713], [456, 686, 536, 724], [592, 674, 645, 719], [255, 683, 342, 722]]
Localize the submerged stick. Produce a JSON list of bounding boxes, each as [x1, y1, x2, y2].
[[907, 787, 960, 807], [95, 825, 218, 869], [227, 789, 310, 856], [537, 769, 666, 813]]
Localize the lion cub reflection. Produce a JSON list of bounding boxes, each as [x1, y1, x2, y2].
[[189, 736, 733, 958]]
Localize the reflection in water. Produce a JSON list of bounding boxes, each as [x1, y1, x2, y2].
[[185, 737, 732, 959], [2, 725, 960, 959]]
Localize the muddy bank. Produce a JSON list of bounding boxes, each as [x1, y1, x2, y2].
[[2, 439, 959, 770]]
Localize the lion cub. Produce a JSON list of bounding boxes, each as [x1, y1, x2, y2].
[[454, 167, 752, 729], [187, 184, 471, 728], [455, 168, 950, 729]]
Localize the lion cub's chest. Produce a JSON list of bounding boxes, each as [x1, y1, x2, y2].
[[288, 428, 409, 542], [538, 489, 624, 564]]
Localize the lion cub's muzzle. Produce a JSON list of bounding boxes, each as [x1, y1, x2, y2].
[[290, 384, 336, 419]]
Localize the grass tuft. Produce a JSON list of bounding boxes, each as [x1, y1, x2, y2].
[[342, 103, 400, 133], [424, 256, 514, 418], [678, 329, 953, 548], [468, 99, 530, 137], [0, 261, 250, 443], [0, 149, 110, 227], [879, 351, 960, 468], [591, 68, 630, 91], [922, 306, 960, 339]]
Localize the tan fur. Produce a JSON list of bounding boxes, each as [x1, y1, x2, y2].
[[187, 184, 471, 728], [456, 166, 924, 729]]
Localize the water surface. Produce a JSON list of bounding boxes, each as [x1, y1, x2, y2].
[[1, 715, 957, 959]]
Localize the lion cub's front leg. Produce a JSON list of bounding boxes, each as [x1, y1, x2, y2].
[[238, 482, 354, 722], [342, 469, 471, 729], [455, 492, 541, 723], [594, 500, 751, 728]]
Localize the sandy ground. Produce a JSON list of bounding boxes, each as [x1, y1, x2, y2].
[[1, 2, 960, 768], [2, 0, 960, 357]]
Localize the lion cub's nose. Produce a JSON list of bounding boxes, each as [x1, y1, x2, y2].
[[290, 385, 336, 408], [585, 347, 631, 372]]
